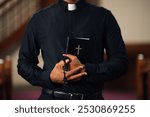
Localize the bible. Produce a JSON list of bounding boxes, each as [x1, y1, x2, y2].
[[66, 36, 93, 63]]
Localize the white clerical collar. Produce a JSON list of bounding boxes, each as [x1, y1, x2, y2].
[[68, 4, 77, 11]]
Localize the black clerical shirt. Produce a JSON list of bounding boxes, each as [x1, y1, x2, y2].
[[17, 0, 128, 96]]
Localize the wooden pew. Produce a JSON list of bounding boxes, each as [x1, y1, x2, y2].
[[136, 54, 150, 99], [0, 59, 4, 99], [0, 57, 12, 100], [4, 56, 12, 100]]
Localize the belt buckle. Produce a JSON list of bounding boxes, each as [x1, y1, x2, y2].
[[69, 93, 73, 100], [69, 93, 84, 100]]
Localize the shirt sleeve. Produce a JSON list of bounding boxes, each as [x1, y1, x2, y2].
[[85, 11, 128, 83], [17, 16, 55, 89]]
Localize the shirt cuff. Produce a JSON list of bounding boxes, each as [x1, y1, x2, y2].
[[85, 63, 97, 75], [40, 69, 55, 89]]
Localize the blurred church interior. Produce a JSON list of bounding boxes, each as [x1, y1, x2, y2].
[[0, 0, 150, 100]]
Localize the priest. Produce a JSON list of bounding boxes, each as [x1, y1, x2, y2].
[[17, 0, 128, 100]]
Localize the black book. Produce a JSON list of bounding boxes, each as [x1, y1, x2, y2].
[[66, 37, 93, 63]]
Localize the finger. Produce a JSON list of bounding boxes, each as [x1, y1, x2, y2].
[[63, 54, 76, 60], [66, 66, 84, 77], [57, 59, 70, 66], [57, 60, 64, 66], [63, 54, 70, 57], [67, 72, 87, 81], [56, 60, 65, 70]]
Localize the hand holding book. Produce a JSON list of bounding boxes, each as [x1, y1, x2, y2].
[[50, 55, 87, 84], [63, 54, 87, 81], [50, 36, 90, 84]]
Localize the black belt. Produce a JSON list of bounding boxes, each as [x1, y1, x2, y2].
[[43, 89, 84, 100]]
